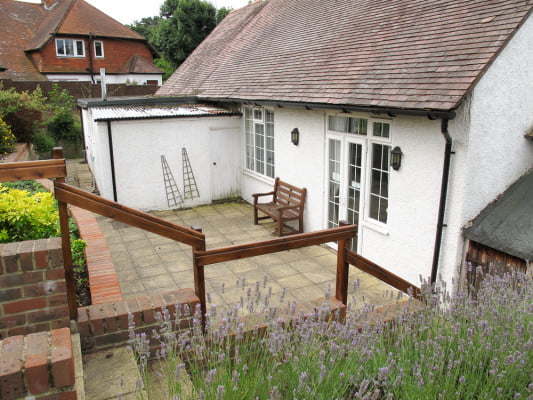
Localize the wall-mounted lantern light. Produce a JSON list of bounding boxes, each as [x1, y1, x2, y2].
[[291, 128, 300, 146], [390, 146, 403, 170]]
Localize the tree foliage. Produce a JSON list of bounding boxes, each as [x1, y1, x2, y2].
[[129, 0, 232, 71]]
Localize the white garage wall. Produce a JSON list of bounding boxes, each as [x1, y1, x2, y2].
[[83, 115, 241, 211]]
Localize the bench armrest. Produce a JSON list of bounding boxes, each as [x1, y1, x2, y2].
[[252, 191, 275, 204]]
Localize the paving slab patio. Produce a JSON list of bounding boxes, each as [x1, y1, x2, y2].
[[66, 159, 405, 314]]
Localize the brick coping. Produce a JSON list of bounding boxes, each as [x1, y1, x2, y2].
[[38, 179, 123, 305], [69, 206, 123, 304], [0, 143, 30, 163]]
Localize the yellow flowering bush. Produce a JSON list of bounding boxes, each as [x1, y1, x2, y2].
[[0, 117, 16, 155], [0, 186, 60, 242]]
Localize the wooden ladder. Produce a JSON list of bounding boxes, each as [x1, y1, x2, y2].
[[182, 148, 200, 200], [161, 155, 184, 208]]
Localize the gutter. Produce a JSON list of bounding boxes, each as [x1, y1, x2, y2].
[[106, 121, 118, 202], [431, 118, 453, 285], [200, 97, 457, 120]]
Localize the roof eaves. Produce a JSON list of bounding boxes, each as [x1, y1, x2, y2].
[[93, 112, 241, 122], [77, 96, 202, 108], [199, 97, 457, 120]]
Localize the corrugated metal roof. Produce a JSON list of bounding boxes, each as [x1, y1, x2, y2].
[[464, 169, 533, 260], [91, 104, 238, 121]]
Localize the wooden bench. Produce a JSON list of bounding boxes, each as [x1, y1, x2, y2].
[[252, 178, 307, 236]]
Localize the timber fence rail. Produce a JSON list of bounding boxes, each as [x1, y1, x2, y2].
[[2, 148, 420, 331]]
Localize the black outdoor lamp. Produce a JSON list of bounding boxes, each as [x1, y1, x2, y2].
[[390, 146, 403, 170], [291, 128, 300, 146]]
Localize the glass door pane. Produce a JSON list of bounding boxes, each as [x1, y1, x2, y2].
[[346, 142, 363, 251], [327, 139, 341, 229]]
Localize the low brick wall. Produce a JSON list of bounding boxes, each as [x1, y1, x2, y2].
[[77, 288, 199, 352], [0, 327, 76, 400], [69, 206, 123, 304], [0, 238, 70, 340]]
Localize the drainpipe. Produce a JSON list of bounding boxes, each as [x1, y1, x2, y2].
[[431, 118, 453, 285], [87, 33, 95, 84], [107, 121, 118, 202]]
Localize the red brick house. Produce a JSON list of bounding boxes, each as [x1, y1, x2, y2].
[[0, 0, 163, 85]]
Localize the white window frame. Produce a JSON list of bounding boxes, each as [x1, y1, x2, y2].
[[94, 40, 104, 58], [326, 114, 392, 230], [56, 38, 85, 57], [244, 106, 275, 179]]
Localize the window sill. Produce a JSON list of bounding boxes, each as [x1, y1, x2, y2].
[[242, 169, 275, 185], [362, 220, 389, 236]]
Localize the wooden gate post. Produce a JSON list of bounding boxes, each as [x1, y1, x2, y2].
[[53, 148, 78, 320], [335, 220, 350, 305], [191, 225, 207, 332]]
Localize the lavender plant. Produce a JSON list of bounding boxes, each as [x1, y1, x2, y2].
[[129, 270, 532, 399]]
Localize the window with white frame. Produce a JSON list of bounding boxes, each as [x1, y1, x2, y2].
[[245, 106, 275, 178], [327, 115, 391, 227], [56, 39, 85, 57], [94, 41, 104, 58]]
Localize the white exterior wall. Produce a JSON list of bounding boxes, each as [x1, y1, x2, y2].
[[438, 15, 533, 287], [46, 73, 162, 85], [241, 107, 446, 286], [82, 113, 242, 211], [81, 108, 115, 198]]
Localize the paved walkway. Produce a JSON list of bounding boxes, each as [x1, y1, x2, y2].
[[66, 159, 404, 312]]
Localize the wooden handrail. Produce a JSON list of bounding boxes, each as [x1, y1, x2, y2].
[[194, 224, 357, 266], [3, 150, 421, 331], [345, 250, 422, 299], [54, 182, 205, 248], [0, 158, 67, 182]]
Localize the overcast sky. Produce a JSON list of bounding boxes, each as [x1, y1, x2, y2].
[[22, 0, 252, 25]]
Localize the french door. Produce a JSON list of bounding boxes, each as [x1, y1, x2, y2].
[[327, 136, 366, 252]]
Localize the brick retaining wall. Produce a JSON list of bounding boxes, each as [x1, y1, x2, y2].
[[0, 238, 70, 340], [77, 288, 199, 352], [0, 327, 76, 400]]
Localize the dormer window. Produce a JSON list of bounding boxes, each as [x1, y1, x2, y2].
[[94, 41, 104, 58], [56, 39, 85, 57]]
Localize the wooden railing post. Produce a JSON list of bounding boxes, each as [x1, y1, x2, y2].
[[335, 220, 350, 305], [53, 148, 78, 320], [191, 225, 207, 332]]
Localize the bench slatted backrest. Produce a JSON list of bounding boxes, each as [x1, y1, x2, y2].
[[274, 178, 306, 208]]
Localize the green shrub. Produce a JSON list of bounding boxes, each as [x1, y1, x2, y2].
[[32, 132, 56, 156], [47, 110, 82, 143], [0, 117, 16, 155], [47, 83, 75, 112], [0, 87, 47, 142], [0, 180, 47, 193], [0, 186, 60, 242], [71, 238, 87, 267]]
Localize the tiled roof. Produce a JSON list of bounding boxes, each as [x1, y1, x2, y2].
[[0, 0, 147, 81], [28, 0, 144, 51], [120, 56, 163, 75], [0, 0, 47, 80], [158, 0, 533, 112]]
